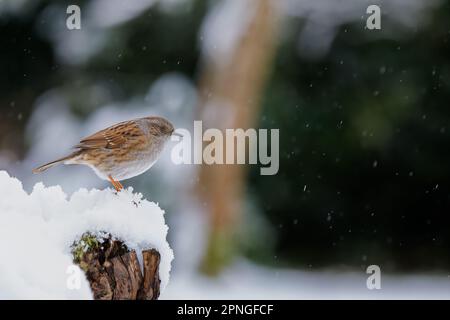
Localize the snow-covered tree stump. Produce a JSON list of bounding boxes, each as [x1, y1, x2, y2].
[[72, 233, 161, 300]]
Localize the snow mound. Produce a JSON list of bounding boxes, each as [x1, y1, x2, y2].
[[0, 170, 173, 299]]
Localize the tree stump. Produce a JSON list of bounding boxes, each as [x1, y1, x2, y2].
[[72, 233, 161, 300]]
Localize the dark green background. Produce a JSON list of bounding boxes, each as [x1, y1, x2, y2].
[[1, 0, 449, 272]]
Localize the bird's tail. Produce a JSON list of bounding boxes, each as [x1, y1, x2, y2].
[[32, 153, 78, 174]]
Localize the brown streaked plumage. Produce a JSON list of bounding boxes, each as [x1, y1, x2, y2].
[[33, 116, 179, 191]]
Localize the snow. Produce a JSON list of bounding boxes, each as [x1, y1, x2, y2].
[[164, 204, 450, 300], [0, 171, 173, 299], [162, 260, 450, 300]]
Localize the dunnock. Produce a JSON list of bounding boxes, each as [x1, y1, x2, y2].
[[33, 116, 180, 191]]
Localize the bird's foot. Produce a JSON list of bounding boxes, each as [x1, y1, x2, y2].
[[108, 175, 124, 193]]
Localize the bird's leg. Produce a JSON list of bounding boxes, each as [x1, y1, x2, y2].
[[112, 179, 123, 192], [108, 176, 120, 192], [108, 175, 123, 192]]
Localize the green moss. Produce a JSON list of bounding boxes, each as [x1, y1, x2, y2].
[[71, 232, 130, 273], [71, 232, 100, 264]]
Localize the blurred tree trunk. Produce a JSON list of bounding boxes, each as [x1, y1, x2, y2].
[[196, 0, 279, 275]]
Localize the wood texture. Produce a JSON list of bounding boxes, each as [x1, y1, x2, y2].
[[137, 249, 161, 300], [74, 235, 160, 300]]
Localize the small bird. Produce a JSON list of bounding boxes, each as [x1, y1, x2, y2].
[[33, 116, 180, 191]]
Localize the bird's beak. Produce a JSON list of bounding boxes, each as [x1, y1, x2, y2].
[[172, 132, 183, 139]]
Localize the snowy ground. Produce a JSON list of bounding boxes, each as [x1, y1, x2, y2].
[[1, 170, 448, 300], [162, 260, 450, 300], [0, 171, 173, 299]]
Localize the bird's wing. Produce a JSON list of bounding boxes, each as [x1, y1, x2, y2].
[[75, 120, 142, 149]]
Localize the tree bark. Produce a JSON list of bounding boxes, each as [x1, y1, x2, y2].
[[73, 234, 161, 300], [137, 249, 161, 300]]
